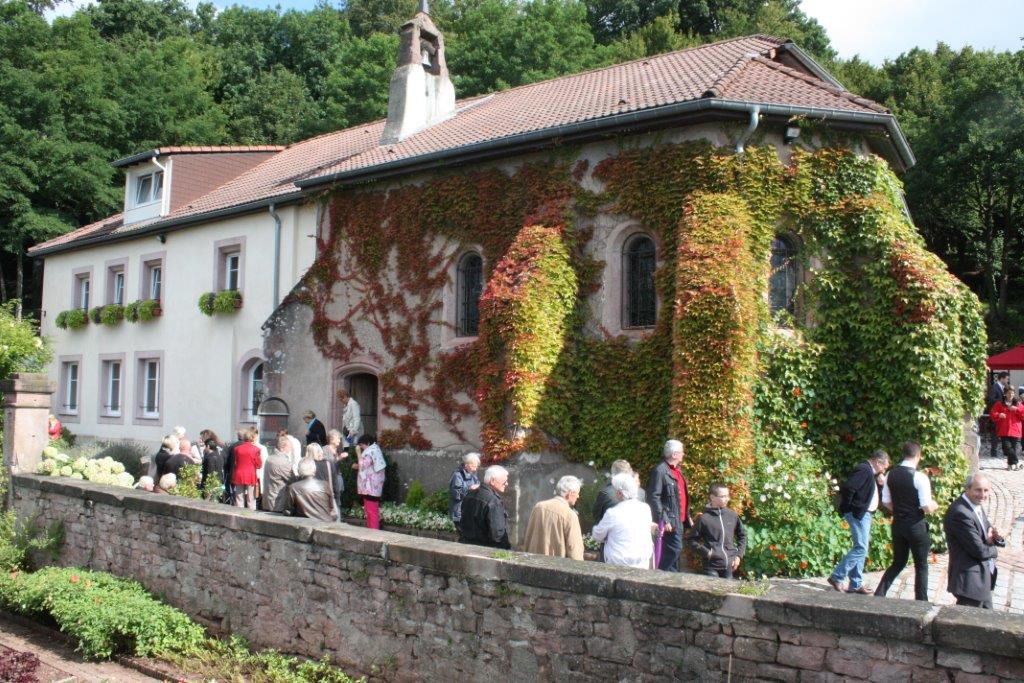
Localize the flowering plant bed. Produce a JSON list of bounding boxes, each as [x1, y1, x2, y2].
[[53, 309, 87, 330], [99, 304, 124, 326], [198, 290, 243, 316], [345, 502, 456, 534], [124, 299, 161, 322]]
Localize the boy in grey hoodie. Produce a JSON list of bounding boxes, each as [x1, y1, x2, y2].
[[686, 482, 747, 578]]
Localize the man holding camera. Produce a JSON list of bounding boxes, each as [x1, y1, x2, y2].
[[944, 472, 1003, 609]]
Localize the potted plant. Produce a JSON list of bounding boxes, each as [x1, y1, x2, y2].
[[88, 306, 104, 324], [199, 290, 243, 316], [100, 304, 124, 326], [55, 309, 88, 330], [124, 301, 140, 322], [138, 298, 162, 321], [198, 292, 216, 316]]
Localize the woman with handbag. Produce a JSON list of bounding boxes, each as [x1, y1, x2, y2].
[[352, 434, 386, 529]]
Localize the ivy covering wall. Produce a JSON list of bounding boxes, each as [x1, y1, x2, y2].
[[296, 140, 986, 576]]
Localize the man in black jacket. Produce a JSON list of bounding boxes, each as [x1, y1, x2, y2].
[[459, 465, 511, 549], [303, 411, 328, 446], [988, 372, 1010, 459], [828, 450, 889, 594], [647, 439, 692, 572], [944, 473, 1002, 609], [687, 483, 746, 578]]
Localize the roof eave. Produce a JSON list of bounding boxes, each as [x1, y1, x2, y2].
[[111, 150, 160, 168], [777, 42, 846, 90]]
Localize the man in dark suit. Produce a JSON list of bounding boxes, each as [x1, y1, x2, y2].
[[988, 372, 1010, 459], [944, 473, 1003, 609], [829, 450, 889, 594], [303, 410, 328, 446], [647, 439, 693, 572]]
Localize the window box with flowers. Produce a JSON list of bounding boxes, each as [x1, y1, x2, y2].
[[198, 290, 243, 316], [54, 309, 88, 330], [124, 299, 162, 323], [99, 304, 124, 326]]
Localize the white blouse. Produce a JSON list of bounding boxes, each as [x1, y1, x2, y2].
[[591, 498, 654, 568]]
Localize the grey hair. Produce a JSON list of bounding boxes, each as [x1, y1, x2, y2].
[[137, 476, 154, 490], [482, 465, 509, 485], [158, 473, 177, 490], [870, 449, 890, 465], [555, 475, 582, 497], [964, 472, 990, 490], [305, 443, 325, 461], [173, 426, 187, 439], [611, 472, 639, 500], [663, 439, 684, 459], [327, 429, 343, 443], [609, 459, 632, 476], [462, 452, 482, 466], [298, 457, 317, 478], [162, 435, 179, 452]]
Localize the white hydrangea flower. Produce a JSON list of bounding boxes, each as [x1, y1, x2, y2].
[[59, 466, 73, 477], [111, 462, 125, 474], [69, 472, 84, 480]]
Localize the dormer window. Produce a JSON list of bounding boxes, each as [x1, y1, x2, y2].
[[133, 170, 163, 207]]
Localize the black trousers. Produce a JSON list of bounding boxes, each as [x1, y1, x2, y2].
[[990, 418, 1000, 458], [703, 566, 733, 579], [1001, 436, 1020, 467], [955, 595, 993, 609], [874, 519, 931, 601]]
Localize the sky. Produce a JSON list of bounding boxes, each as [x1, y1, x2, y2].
[[47, 0, 1024, 65]]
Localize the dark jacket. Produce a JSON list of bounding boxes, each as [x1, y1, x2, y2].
[[988, 381, 1007, 412], [458, 484, 511, 549], [223, 440, 242, 493], [306, 419, 328, 446], [646, 461, 692, 530], [687, 506, 746, 569], [201, 446, 225, 491], [944, 495, 998, 603], [838, 461, 879, 520], [155, 449, 188, 481], [448, 467, 479, 522]]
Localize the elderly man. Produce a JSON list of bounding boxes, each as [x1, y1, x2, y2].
[[944, 473, 1003, 609], [337, 389, 362, 449], [829, 449, 890, 594], [262, 434, 296, 513], [449, 452, 481, 530], [647, 439, 692, 571], [591, 472, 655, 568], [522, 476, 585, 561], [288, 458, 338, 522], [459, 465, 511, 549], [303, 410, 328, 446], [593, 460, 633, 526]]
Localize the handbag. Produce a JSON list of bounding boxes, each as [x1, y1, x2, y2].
[[653, 520, 665, 567]]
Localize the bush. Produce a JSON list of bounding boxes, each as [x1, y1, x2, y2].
[[347, 502, 455, 532], [0, 303, 51, 379], [421, 488, 449, 515], [198, 292, 216, 316], [54, 308, 87, 330], [404, 480, 425, 507], [88, 306, 104, 324], [137, 298, 161, 322], [124, 301, 140, 322], [99, 304, 124, 326], [199, 291, 243, 316], [93, 441, 148, 480]]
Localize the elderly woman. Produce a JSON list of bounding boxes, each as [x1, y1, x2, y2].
[[448, 453, 481, 530], [323, 429, 347, 509], [352, 434, 386, 529], [288, 458, 338, 522], [155, 472, 177, 494], [591, 472, 656, 568], [136, 476, 155, 492], [154, 435, 186, 481], [522, 475, 585, 561], [305, 443, 339, 498]]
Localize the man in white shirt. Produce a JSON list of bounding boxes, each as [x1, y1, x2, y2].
[[338, 389, 362, 448], [591, 472, 656, 568], [874, 442, 939, 601]]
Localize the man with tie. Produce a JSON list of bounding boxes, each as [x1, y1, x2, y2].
[[944, 473, 1003, 609]]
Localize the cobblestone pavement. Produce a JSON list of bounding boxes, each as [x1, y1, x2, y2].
[[0, 612, 161, 682], [797, 454, 1024, 614]]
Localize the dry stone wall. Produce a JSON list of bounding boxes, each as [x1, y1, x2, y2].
[[13, 474, 1024, 682]]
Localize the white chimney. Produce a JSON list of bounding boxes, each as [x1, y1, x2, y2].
[[380, 1, 456, 144]]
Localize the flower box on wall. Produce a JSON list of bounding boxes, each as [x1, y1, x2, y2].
[[99, 304, 124, 326], [54, 309, 88, 330], [125, 299, 162, 323], [198, 290, 243, 316]]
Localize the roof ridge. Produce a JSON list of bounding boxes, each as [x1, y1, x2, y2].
[[702, 53, 755, 98], [749, 55, 888, 114]]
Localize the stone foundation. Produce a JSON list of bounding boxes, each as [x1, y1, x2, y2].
[[13, 474, 1024, 682]]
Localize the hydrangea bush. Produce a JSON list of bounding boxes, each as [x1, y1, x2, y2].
[[37, 447, 134, 488]]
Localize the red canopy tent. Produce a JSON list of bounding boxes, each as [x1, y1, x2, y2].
[[987, 345, 1024, 370]]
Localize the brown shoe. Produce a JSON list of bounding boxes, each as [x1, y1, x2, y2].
[[827, 576, 848, 592], [846, 585, 872, 594]]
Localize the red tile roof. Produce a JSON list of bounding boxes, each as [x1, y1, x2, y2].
[[30, 35, 905, 256], [111, 145, 285, 168]]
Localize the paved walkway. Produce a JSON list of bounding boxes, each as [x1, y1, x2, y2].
[[796, 454, 1024, 613]]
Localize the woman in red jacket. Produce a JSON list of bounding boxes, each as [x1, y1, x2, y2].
[[231, 429, 264, 509], [990, 386, 1022, 470]]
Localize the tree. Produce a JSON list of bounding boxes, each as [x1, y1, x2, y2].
[[224, 66, 321, 144], [583, 0, 675, 43], [321, 32, 398, 129]]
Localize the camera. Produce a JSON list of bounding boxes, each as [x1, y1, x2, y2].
[[993, 538, 1007, 548]]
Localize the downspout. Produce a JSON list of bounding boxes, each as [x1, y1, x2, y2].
[[269, 203, 282, 309], [735, 104, 760, 154]]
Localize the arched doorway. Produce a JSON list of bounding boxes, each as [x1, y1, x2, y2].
[[335, 371, 379, 437]]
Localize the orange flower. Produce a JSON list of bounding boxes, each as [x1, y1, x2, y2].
[[778, 554, 787, 561], [840, 520, 849, 530], [800, 422, 808, 429], [69, 574, 80, 584], [799, 561, 808, 569], [769, 544, 777, 551], [792, 387, 801, 397]]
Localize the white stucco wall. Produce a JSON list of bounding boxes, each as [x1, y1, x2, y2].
[[40, 201, 318, 446]]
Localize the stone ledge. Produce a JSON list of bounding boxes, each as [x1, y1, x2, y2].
[[932, 605, 1024, 658], [385, 535, 507, 581]]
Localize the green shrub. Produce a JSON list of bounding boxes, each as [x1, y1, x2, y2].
[[174, 464, 221, 501], [213, 289, 243, 313], [93, 441, 148, 480], [99, 304, 124, 326], [55, 308, 87, 330], [0, 303, 51, 379], [405, 480, 425, 507], [88, 306, 104, 324], [198, 292, 216, 316], [137, 298, 161, 321], [421, 488, 449, 515], [124, 301, 140, 322]]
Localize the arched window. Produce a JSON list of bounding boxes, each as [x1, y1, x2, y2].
[[457, 252, 483, 336], [624, 234, 657, 327], [243, 361, 265, 422], [770, 236, 799, 316]]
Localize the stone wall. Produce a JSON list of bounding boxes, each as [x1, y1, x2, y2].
[[14, 474, 1024, 682]]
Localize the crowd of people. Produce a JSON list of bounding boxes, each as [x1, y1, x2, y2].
[[451, 439, 1008, 610]]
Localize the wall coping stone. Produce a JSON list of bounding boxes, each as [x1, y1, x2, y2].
[[14, 473, 1024, 659], [0, 373, 55, 397]]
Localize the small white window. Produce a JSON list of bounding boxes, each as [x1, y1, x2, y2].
[[133, 171, 164, 207], [224, 252, 240, 291], [63, 362, 79, 414], [149, 265, 162, 300], [142, 359, 160, 418], [103, 360, 122, 416], [113, 271, 125, 305], [77, 276, 91, 310], [246, 362, 265, 422]]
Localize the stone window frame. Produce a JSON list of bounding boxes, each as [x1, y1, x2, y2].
[[235, 349, 266, 426], [56, 354, 82, 423], [97, 352, 126, 425], [621, 232, 658, 329], [213, 237, 246, 293], [104, 257, 128, 306], [139, 250, 165, 301], [441, 246, 485, 349], [133, 350, 164, 427], [71, 266, 93, 311], [768, 232, 805, 325], [600, 223, 662, 340], [331, 359, 383, 434]]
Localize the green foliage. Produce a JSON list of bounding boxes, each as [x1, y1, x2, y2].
[[88, 306, 104, 324], [420, 488, 449, 515], [198, 291, 239, 315], [0, 303, 50, 379], [346, 502, 455, 532], [54, 309, 87, 330], [404, 479, 425, 507], [92, 441, 148, 480], [123, 300, 140, 322], [137, 298, 162, 321], [198, 292, 215, 315], [99, 303, 123, 326]]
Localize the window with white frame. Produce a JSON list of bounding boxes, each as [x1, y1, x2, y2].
[[107, 265, 126, 305], [243, 361, 265, 422], [60, 361, 80, 414], [102, 360, 122, 416], [140, 358, 160, 418], [133, 170, 164, 207], [223, 251, 240, 291], [75, 275, 91, 310], [142, 258, 162, 300]]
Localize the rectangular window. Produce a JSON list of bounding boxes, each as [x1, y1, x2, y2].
[[224, 252, 240, 291], [112, 270, 125, 305], [142, 359, 160, 418], [133, 171, 164, 207], [213, 238, 245, 294], [102, 360, 121, 416], [140, 255, 164, 301], [149, 265, 162, 300], [62, 362, 79, 414], [76, 276, 91, 310]]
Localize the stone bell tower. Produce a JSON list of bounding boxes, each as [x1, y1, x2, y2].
[[380, 0, 456, 144]]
